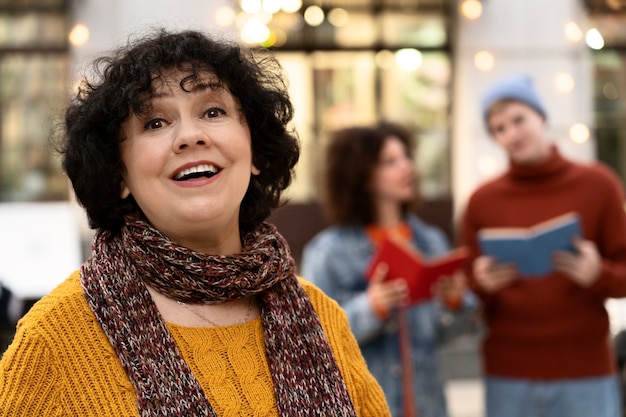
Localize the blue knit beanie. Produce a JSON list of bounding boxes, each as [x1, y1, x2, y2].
[[481, 73, 547, 123]]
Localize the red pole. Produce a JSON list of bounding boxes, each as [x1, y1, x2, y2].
[[397, 307, 417, 417]]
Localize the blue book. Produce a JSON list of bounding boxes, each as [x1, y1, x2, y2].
[[477, 212, 582, 277]]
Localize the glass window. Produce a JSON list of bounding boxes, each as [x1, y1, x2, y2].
[[311, 51, 377, 132], [593, 50, 626, 185], [276, 51, 378, 202], [585, 12, 626, 185], [276, 9, 447, 51], [380, 12, 447, 48], [0, 5, 69, 202], [0, 12, 67, 48], [276, 49, 452, 202]]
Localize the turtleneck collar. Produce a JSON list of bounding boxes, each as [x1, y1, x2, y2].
[[507, 144, 571, 180]]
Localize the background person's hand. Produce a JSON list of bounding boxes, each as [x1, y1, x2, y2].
[[432, 270, 465, 309], [367, 262, 409, 318], [553, 237, 601, 287], [473, 255, 517, 293]]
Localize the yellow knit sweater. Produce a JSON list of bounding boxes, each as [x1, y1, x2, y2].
[[0, 271, 390, 416]]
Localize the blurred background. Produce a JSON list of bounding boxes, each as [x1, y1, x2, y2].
[[1, 1, 626, 415]]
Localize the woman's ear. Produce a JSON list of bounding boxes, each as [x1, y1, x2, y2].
[[251, 163, 261, 176], [120, 181, 130, 199]]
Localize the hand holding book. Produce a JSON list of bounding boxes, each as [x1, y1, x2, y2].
[[472, 255, 518, 293], [431, 272, 466, 310], [365, 236, 469, 305], [552, 236, 601, 287], [478, 212, 582, 278], [367, 262, 410, 318]]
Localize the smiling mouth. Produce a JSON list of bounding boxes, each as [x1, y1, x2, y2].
[[173, 164, 220, 181]]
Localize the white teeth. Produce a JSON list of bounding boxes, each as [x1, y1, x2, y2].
[[174, 164, 218, 180]]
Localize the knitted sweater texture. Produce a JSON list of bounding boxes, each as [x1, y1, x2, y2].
[[0, 271, 390, 416], [461, 146, 626, 379]]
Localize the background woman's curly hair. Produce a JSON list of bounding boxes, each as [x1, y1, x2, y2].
[[59, 28, 300, 234]]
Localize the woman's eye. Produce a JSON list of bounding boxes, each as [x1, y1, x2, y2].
[[144, 119, 165, 130], [205, 107, 226, 118]]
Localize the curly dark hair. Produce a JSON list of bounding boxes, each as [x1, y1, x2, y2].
[[321, 121, 419, 226], [59, 28, 299, 234]]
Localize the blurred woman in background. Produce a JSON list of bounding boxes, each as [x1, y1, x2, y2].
[[302, 122, 477, 417]]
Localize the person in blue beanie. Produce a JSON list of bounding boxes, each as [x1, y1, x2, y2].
[[460, 73, 626, 417]]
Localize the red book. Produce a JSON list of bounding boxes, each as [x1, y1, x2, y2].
[[365, 236, 469, 305]]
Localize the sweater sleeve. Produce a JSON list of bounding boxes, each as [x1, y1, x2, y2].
[[0, 325, 64, 417], [587, 164, 626, 299], [300, 279, 391, 417], [459, 192, 495, 303]]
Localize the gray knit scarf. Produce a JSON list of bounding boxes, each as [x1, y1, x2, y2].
[[80, 213, 357, 416]]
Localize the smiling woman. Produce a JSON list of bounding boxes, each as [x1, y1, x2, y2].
[[0, 29, 391, 417]]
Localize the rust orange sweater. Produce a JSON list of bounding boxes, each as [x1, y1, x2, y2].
[[0, 271, 390, 416], [461, 146, 626, 379]]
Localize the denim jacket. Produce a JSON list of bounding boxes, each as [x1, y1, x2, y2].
[[301, 214, 477, 417]]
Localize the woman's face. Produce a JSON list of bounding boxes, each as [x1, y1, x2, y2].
[[120, 71, 259, 253], [370, 136, 417, 204]]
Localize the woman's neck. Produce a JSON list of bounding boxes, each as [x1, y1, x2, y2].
[[374, 200, 404, 227]]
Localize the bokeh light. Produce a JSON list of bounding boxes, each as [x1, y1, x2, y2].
[[304, 5, 324, 26], [395, 48, 423, 71], [281, 0, 302, 13], [564, 21, 583, 42], [569, 123, 590, 144], [586, 28, 605, 50], [241, 0, 262, 14], [460, 0, 483, 20], [477, 154, 499, 178], [555, 72, 575, 93], [328, 8, 349, 27], [68, 24, 89, 46], [474, 50, 494, 72]]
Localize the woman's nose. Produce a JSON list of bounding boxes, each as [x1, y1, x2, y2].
[[402, 156, 415, 171], [172, 118, 211, 152]]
